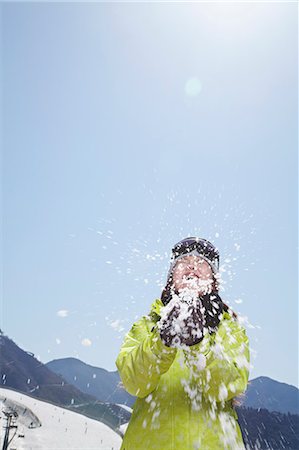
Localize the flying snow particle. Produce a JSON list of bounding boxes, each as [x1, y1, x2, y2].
[[185, 77, 202, 97], [218, 411, 239, 448], [109, 319, 125, 332], [218, 382, 228, 401], [57, 310, 69, 318], [81, 338, 92, 347]]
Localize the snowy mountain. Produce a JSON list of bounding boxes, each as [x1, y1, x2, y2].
[[0, 332, 131, 432], [0, 387, 122, 449]]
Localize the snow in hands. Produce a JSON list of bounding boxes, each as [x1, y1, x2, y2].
[[157, 286, 209, 349]]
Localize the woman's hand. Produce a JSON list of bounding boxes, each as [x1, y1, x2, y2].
[[200, 292, 224, 333], [158, 291, 224, 347], [158, 301, 205, 348]]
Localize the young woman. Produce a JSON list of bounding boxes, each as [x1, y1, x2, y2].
[[115, 237, 250, 449]]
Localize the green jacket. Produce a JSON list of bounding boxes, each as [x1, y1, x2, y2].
[[115, 298, 250, 450]]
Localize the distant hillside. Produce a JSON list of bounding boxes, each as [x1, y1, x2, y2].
[[244, 376, 299, 415], [238, 406, 299, 450], [0, 332, 96, 406], [46, 357, 136, 407]]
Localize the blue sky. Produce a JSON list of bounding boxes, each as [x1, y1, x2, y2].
[[2, 2, 298, 387]]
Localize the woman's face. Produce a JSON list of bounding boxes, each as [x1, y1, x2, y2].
[[172, 255, 214, 296]]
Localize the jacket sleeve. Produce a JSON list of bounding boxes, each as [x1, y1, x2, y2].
[[183, 317, 250, 403], [115, 316, 177, 398]]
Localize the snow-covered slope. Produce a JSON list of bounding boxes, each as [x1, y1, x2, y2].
[[118, 421, 129, 438], [0, 387, 122, 449], [114, 404, 132, 437]]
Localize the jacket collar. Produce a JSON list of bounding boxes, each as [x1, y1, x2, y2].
[[150, 298, 164, 316]]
